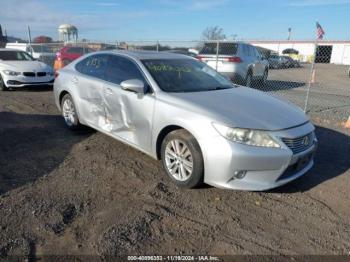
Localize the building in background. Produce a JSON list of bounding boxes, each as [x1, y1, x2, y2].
[[34, 35, 53, 43], [250, 40, 350, 65], [58, 24, 78, 43], [0, 25, 7, 47]]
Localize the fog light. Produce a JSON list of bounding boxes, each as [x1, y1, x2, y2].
[[233, 170, 247, 179], [7, 80, 21, 85]]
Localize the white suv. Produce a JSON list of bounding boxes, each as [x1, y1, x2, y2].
[[197, 42, 269, 87]]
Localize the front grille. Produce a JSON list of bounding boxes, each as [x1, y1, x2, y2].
[[37, 72, 46, 77], [281, 132, 314, 154], [23, 72, 35, 77]]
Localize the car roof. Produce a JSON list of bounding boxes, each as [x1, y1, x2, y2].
[[108, 50, 192, 60], [5, 43, 28, 46], [0, 48, 25, 52]]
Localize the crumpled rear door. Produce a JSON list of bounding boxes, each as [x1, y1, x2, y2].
[[75, 75, 105, 128], [102, 82, 155, 152]]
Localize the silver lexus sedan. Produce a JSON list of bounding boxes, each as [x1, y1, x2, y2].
[[53, 51, 317, 191]]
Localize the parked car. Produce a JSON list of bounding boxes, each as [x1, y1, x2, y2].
[[282, 56, 301, 68], [196, 42, 269, 87], [54, 46, 94, 71], [268, 54, 287, 69], [6, 42, 56, 66], [54, 51, 317, 191], [0, 49, 54, 91]]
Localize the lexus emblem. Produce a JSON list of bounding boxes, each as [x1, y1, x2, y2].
[[302, 136, 310, 146]]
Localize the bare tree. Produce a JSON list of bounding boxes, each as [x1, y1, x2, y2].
[[202, 26, 226, 40]]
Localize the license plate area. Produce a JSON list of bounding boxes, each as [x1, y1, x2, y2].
[[277, 152, 314, 181], [296, 152, 313, 172]]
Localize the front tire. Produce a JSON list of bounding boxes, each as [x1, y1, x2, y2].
[[161, 130, 204, 188], [0, 75, 9, 91], [61, 94, 81, 130]]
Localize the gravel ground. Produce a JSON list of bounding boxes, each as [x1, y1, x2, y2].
[[0, 77, 349, 259]]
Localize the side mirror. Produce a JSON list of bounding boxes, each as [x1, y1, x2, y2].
[[120, 79, 145, 94]]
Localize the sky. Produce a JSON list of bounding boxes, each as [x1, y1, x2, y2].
[[0, 0, 349, 41]]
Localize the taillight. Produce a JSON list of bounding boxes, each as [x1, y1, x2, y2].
[[226, 57, 242, 63], [196, 55, 204, 61]]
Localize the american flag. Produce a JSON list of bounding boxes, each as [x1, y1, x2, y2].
[[316, 22, 325, 40]]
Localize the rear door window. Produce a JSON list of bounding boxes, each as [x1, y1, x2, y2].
[[199, 43, 238, 55]]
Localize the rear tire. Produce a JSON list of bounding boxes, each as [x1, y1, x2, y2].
[[61, 94, 81, 130], [261, 68, 268, 85], [245, 71, 253, 87], [161, 129, 204, 188], [0, 75, 9, 91]]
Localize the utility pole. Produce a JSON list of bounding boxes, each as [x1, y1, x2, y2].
[[27, 26, 33, 56], [287, 28, 292, 40]]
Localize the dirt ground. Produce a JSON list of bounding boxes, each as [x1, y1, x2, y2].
[[0, 83, 349, 259]]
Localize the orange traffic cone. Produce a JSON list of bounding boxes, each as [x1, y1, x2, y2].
[[344, 116, 350, 129]]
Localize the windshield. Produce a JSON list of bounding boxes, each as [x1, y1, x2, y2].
[[0, 51, 35, 61], [142, 59, 234, 93], [31, 45, 51, 53]]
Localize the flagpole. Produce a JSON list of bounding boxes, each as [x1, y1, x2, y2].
[[304, 41, 317, 112], [304, 29, 319, 112]]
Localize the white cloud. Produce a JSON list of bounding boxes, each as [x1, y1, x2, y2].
[[0, 0, 155, 39], [289, 0, 350, 6], [189, 0, 230, 10], [157, 0, 230, 11], [96, 2, 120, 7]]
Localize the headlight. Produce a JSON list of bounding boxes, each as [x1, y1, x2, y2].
[[212, 123, 281, 148], [3, 70, 21, 76]]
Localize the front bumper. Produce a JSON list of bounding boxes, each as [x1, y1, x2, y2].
[[200, 122, 317, 191], [4, 74, 54, 88]]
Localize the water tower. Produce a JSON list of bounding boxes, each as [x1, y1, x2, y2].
[[58, 24, 78, 43]]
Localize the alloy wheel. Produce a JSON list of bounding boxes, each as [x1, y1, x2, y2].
[[62, 98, 76, 126], [165, 139, 193, 181]]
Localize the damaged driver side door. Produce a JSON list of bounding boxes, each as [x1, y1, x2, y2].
[[101, 54, 155, 152]]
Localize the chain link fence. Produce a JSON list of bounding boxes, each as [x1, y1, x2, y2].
[[28, 40, 350, 123]]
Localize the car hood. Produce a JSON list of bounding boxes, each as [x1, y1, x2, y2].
[[0, 61, 51, 72], [162, 87, 309, 131]]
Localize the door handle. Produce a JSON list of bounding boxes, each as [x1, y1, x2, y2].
[[105, 87, 113, 95], [71, 77, 78, 84]]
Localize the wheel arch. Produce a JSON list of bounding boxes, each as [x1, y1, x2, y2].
[[59, 90, 70, 108], [155, 125, 203, 160], [156, 125, 183, 160]]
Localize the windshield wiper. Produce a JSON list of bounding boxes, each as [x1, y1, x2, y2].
[[208, 86, 232, 91]]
